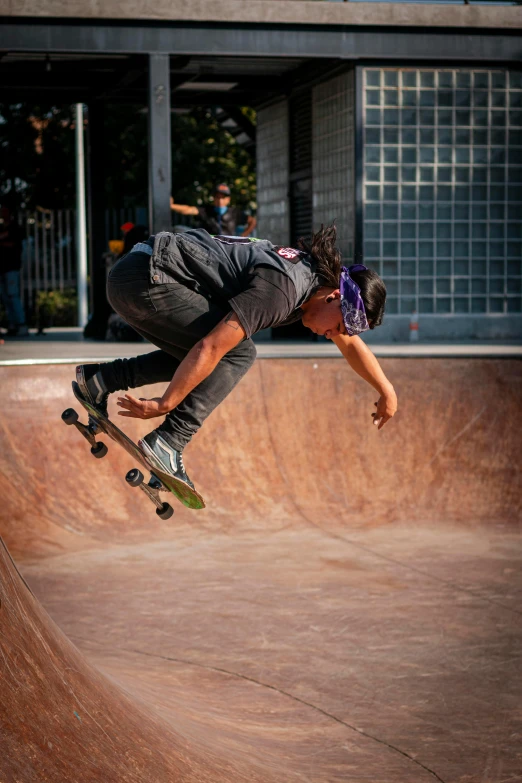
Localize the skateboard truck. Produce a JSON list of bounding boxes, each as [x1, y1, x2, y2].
[[61, 408, 108, 459], [63, 382, 202, 511], [125, 469, 174, 520], [61, 407, 174, 520]]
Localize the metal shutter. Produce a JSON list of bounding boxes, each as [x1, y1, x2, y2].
[[272, 91, 315, 341], [289, 91, 312, 245]]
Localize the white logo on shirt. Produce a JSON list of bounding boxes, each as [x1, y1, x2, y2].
[[277, 247, 300, 260]]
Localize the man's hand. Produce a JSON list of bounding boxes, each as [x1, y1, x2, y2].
[[117, 312, 247, 421], [117, 395, 168, 419], [372, 387, 398, 430]]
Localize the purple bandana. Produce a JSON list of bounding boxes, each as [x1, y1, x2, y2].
[[340, 264, 369, 336]]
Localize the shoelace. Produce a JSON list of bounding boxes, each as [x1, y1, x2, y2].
[[179, 452, 185, 474]]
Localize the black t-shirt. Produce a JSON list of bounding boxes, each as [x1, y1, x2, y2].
[[0, 222, 22, 273], [149, 231, 318, 339], [229, 266, 302, 338], [196, 205, 249, 236]]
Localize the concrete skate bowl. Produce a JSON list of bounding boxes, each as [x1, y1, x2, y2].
[[1, 358, 521, 782]]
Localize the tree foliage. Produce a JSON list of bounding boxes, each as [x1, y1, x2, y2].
[[0, 103, 75, 210], [103, 104, 148, 209], [170, 107, 256, 209], [0, 102, 256, 212]]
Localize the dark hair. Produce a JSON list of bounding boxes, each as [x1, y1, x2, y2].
[[298, 222, 386, 329], [297, 222, 341, 289], [349, 268, 386, 329]]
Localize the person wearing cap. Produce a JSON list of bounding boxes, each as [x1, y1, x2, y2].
[[170, 184, 256, 237], [74, 224, 397, 490]]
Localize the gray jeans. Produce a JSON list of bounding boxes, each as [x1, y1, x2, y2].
[[103, 251, 256, 450]]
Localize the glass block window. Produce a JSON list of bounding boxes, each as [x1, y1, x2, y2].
[[362, 68, 522, 315]]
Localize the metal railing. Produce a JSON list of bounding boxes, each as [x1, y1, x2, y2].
[[20, 210, 76, 300], [14, 207, 147, 326], [104, 207, 148, 248]]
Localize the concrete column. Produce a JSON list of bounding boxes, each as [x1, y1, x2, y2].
[[148, 54, 171, 234]]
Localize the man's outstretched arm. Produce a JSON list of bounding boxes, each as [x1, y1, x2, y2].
[[117, 312, 247, 419], [332, 334, 398, 430], [169, 196, 199, 216]]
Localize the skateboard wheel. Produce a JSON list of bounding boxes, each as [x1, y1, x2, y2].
[[126, 468, 144, 487], [91, 442, 108, 459], [156, 502, 174, 520], [61, 409, 78, 426]]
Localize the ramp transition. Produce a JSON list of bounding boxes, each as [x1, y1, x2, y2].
[[1, 359, 521, 781]]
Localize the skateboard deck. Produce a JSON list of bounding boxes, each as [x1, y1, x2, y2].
[[62, 382, 205, 516]]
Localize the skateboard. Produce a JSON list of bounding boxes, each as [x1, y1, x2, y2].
[[61, 382, 205, 518]]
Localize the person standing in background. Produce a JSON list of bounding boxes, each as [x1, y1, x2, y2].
[[170, 184, 256, 237], [0, 206, 28, 337]]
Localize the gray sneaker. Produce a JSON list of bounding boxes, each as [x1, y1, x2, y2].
[[75, 364, 109, 418], [139, 431, 194, 489]]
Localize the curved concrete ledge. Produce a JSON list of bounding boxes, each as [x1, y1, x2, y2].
[[1, 359, 522, 781], [0, 341, 521, 366], [2, 0, 521, 29], [1, 360, 522, 782]]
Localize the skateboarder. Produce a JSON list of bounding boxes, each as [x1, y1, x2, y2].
[[75, 224, 397, 490]]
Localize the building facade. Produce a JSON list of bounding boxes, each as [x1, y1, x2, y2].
[[3, 0, 521, 341], [257, 64, 522, 342]]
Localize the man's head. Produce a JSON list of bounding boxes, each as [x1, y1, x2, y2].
[[301, 287, 346, 340], [299, 223, 386, 340], [213, 184, 231, 209]]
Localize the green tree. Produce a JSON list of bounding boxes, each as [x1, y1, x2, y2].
[[0, 103, 75, 210], [171, 107, 256, 209], [0, 103, 40, 208], [103, 104, 148, 209], [0, 103, 256, 212]]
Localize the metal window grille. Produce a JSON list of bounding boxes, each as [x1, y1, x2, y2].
[[256, 102, 290, 244], [289, 91, 313, 244], [312, 71, 355, 261]]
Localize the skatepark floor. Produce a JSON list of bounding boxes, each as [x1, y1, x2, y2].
[[1, 357, 521, 782]]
